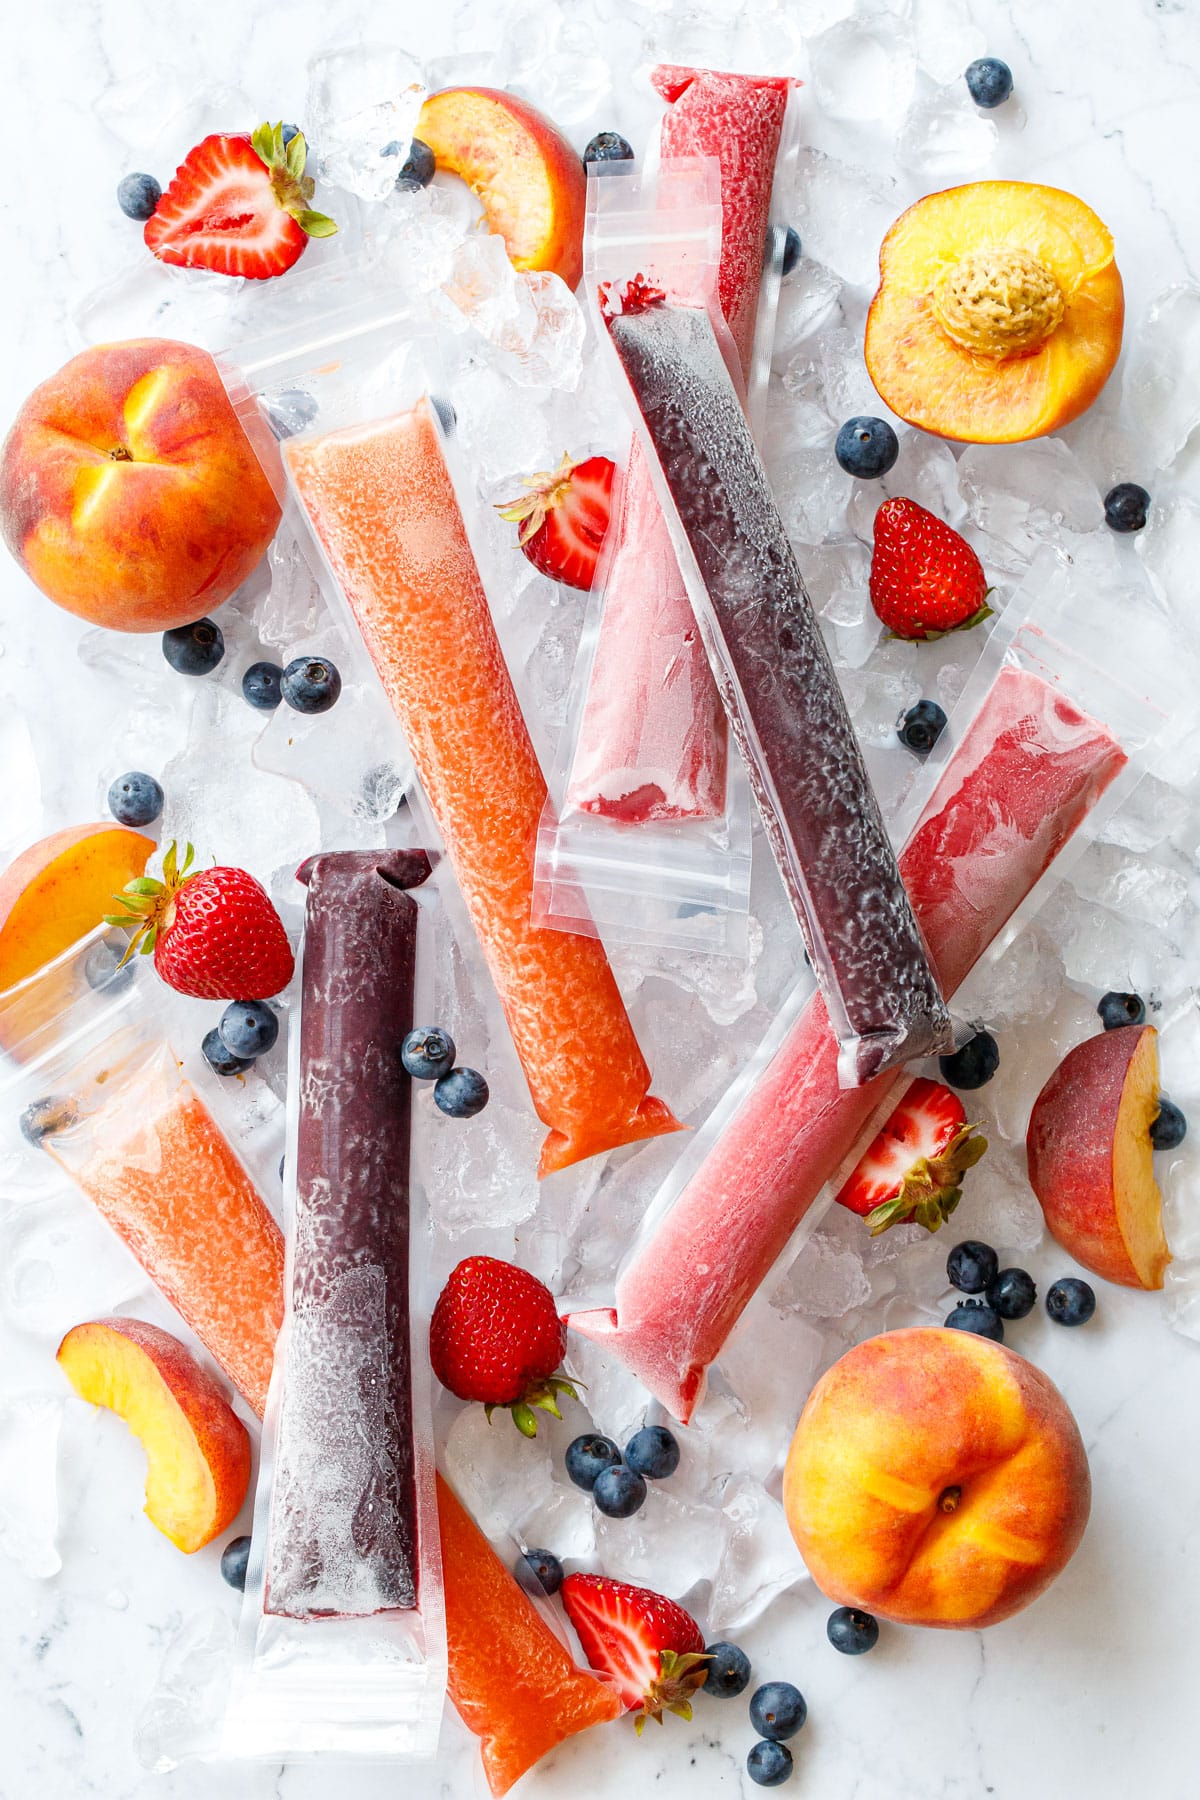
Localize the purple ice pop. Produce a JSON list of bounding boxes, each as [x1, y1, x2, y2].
[[603, 292, 952, 1084], [264, 847, 431, 1619]]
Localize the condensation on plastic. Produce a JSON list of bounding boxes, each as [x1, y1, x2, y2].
[[566, 549, 1178, 1419], [223, 856, 445, 1763]]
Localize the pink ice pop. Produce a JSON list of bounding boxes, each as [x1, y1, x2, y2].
[[566, 67, 791, 823], [568, 664, 1129, 1420]]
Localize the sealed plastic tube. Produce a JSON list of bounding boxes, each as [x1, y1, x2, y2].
[[568, 567, 1158, 1418], [0, 933, 283, 1415], [225, 847, 445, 1758], [595, 275, 951, 1085]]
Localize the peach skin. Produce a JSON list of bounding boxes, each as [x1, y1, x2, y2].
[[416, 88, 586, 288], [783, 1328, 1091, 1629], [865, 181, 1123, 443], [57, 1317, 251, 1553], [1, 338, 281, 630], [1027, 1024, 1171, 1290]]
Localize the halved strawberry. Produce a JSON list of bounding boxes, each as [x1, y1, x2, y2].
[[496, 453, 614, 590], [145, 122, 336, 280], [561, 1573, 708, 1733], [835, 1076, 987, 1235]]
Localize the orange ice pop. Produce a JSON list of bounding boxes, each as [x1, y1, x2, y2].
[[437, 1473, 621, 1794], [55, 1082, 284, 1415], [286, 403, 679, 1177]]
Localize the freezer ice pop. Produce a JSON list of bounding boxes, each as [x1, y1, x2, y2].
[[51, 1079, 284, 1415], [264, 849, 430, 1619], [286, 403, 678, 1177], [566, 67, 791, 824], [568, 665, 1129, 1419], [605, 293, 950, 1084], [438, 1473, 621, 1795]]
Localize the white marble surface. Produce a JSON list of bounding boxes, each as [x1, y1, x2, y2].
[[4, 0, 1200, 1797]]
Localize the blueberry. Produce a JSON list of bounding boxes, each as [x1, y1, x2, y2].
[[965, 57, 1014, 108], [898, 699, 947, 757], [107, 770, 163, 828], [516, 1548, 564, 1596], [242, 661, 283, 711], [624, 1424, 679, 1480], [593, 1464, 647, 1519], [564, 1434, 622, 1491], [163, 617, 224, 677], [702, 1641, 751, 1697], [263, 389, 319, 439], [780, 225, 802, 277], [117, 172, 162, 220], [826, 1606, 879, 1655], [1098, 990, 1145, 1030], [834, 416, 899, 479], [219, 1000, 279, 1058], [939, 1028, 1000, 1090], [947, 1239, 999, 1293], [945, 1299, 1005, 1341], [400, 1026, 457, 1081], [202, 1026, 254, 1078], [84, 935, 134, 995], [430, 395, 456, 436], [395, 137, 437, 192], [281, 656, 342, 715], [1103, 482, 1151, 534], [220, 1535, 252, 1591], [748, 1741, 793, 1787], [749, 1681, 807, 1742], [434, 1067, 489, 1118], [19, 1096, 78, 1147], [583, 131, 635, 166], [986, 1267, 1037, 1320], [1151, 1098, 1187, 1150], [1046, 1277, 1096, 1327], [278, 1154, 286, 1183], [281, 123, 301, 147]]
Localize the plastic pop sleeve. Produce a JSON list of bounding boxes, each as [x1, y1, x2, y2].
[[567, 553, 1169, 1420], [223, 848, 445, 1759], [589, 223, 952, 1086], [220, 309, 680, 1178]]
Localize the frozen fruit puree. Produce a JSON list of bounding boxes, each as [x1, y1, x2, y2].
[[286, 402, 678, 1177], [53, 1078, 283, 1416], [568, 66, 791, 825], [608, 299, 951, 1086], [264, 849, 430, 1619], [438, 1473, 621, 1794], [568, 666, 1129, 1419]]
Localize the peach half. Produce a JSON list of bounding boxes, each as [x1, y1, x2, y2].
[[416, 87, 586, 288], [0, 823, 154, 996], [783, 1328, 1091, 1629], [1027, 1023, 1171, 1290], [864, 181, 1124, 443], [57, 1317, 251, 1553]]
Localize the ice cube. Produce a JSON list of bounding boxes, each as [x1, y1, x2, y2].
[[951, 1140, 1044, 1254], [958, 440, 1100, 570], [258, 531, 330, 650], [1069, 841, 1188, 927], [441, 237, 585, 390], [809, 17, 917, 121], [707, 1291, 825, 1483], [499, 0, 612, 129], [1099, 774, 1194, 856], [772, 447, 852, 545], [3, 1189, 150, 1342], [134, 1609, 235, 1773], [1124, 285, 1200, 467], [0, 1395, 63, 1579], [454, 361, 559, 488], [772, 262, 845, 363], [421, 1097, 544, 1238], [792, 150, 899, 287], [562, 1331, 654, 1449], [515, 1481, 596, 1565], [911, 0, 987, 83], [442, 1404, 554, 1540], [707, 1478, 807, 1634], [897, 80, 999, 179], [772, 1231, 872, 1316], [305, 46, 427, 201], [1136, 495, 1200, 634], [848, 427, 965, 541], [954, 925, 1065, 1031], [595, 1486, 725, 1602]]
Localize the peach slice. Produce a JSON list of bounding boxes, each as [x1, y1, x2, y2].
[[1027, 1024, 1170, 1290], [783, 1328, 1091, 1630], [864, 181, 1124, 443], [416, 87, 586, 288], [0, 823, 154, 995], [57, 1318, 251, 1553]]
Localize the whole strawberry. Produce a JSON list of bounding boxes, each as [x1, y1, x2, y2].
[[561, 1573, 709, 1732], [869, 496, 993, 641], [107, 841, 294, 999], [429, 1255, 577, 1436]]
